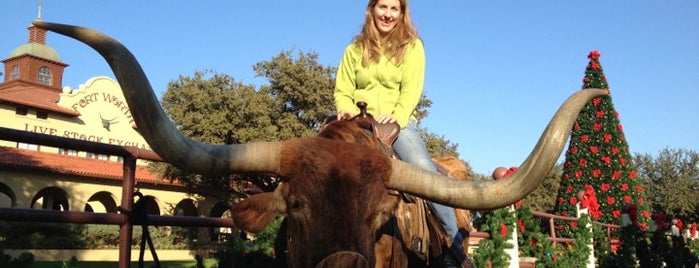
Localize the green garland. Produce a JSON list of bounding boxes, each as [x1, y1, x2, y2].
[[473, 207, 515, 267], [473, 205, 594, 267]]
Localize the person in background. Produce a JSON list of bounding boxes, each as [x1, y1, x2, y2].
[[334, 0, 470, 266]]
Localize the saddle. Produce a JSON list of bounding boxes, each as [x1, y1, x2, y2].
[[332, 102, 450, 262]]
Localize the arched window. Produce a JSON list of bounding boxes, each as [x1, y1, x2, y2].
[[37, 66, 51, 85], [11, 65, 20, 80]]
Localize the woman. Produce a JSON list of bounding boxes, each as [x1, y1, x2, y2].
[[334, 0, 470, 266]]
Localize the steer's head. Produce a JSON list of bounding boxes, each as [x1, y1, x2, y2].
[[234, 121, 400, 267], [32, 20, 608, 268]]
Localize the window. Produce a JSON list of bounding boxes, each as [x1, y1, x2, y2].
[[17, 142, 39, 151], [15, 107, 28, 116], [36, 111, 48, 119], [59, 148, 78, 156], [11, 65, 19, 80], [86, 152, 109, 161], [37, 66, 51, 85]]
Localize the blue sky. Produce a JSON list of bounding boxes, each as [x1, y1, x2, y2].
[[2, 1, 697, 175]]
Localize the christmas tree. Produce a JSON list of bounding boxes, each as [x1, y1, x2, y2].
[[554, 50, 651, 230]]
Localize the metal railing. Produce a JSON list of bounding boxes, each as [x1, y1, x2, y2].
[[0, 126, 235, 268]]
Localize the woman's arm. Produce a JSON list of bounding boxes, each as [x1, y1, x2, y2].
[[392, 39, 425, 127]]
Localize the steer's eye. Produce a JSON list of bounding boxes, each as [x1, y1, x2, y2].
[[288, 197, 303, 211]]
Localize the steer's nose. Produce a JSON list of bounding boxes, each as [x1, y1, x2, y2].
[[315, 251, 369, 268]]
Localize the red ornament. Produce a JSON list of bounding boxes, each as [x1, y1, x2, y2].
[[592, 169, 602, 177], [500, 223, 508, 238], [612, 171, 621, 180], [594, 123, 602, 131], [601, 156, 611, 165], [604, 134, 612, 142], [596, 110, 605, 118]]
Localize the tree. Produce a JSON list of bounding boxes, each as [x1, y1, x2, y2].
[[254, 49, 336, 137], [152, 70, 280, 198], [522, 164, 563, 212], [634, 148, 699, 220], [553, 50, 652, 229]]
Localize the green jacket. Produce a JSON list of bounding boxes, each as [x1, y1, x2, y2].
[[334, 39, 425, 128]]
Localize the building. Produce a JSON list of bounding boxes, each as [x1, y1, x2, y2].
[[0, 21, 232, 261]]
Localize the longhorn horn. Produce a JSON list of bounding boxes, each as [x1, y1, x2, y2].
[[32, 21, 282, 175], [386, 88, 608, 210]]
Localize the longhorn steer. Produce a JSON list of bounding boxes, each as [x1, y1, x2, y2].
[[33, 21, 608, 268]]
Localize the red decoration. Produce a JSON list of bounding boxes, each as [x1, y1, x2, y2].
[[579, 185, 601, 220], [500, 222, 508, 238], [607, 196, 615, 205], [579, 159, 587, 167], [603, 134, 612, 142], [613, 171, 621, 180], [592, 169, 602, 177]]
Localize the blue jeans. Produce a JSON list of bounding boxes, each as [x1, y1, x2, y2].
[[392, 121, 459, 240]]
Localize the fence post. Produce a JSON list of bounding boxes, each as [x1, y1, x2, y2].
[[576, 203, 595, 268], [506, 205, 520, 268]]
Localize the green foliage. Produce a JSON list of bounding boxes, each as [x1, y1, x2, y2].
[[550, 216, 593, 267], [254, 49, 336, 134], [214, 216, 283, 267], [0, 222, 196, 250], [554, 50, 652, 231], [472, 207, 515, 267], [612, 224, 640, 267], [0, 221, 85, 249], [422, 130, 459, 158], [61, 256, 79, 268], [0, 251, 35, 268], [516, 205, 554, 260], [521, 164, 563, 212], [590, 224, 613, 267], [634, 148, 699, 219]]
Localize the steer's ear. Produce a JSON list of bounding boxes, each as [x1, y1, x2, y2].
[[232, 191, 286, 233]]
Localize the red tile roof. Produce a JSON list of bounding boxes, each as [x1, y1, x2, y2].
[[0, 80, 80, 116], [0, 146, 182, 187]]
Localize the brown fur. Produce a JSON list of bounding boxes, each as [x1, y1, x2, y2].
[[232, 122, 472, 267], [233, 120, 400, 267]]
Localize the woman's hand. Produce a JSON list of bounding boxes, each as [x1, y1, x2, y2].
[[376, 114, 397, 124]]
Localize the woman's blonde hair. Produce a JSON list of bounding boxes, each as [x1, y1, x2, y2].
[[354, 0, 419, 67]]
